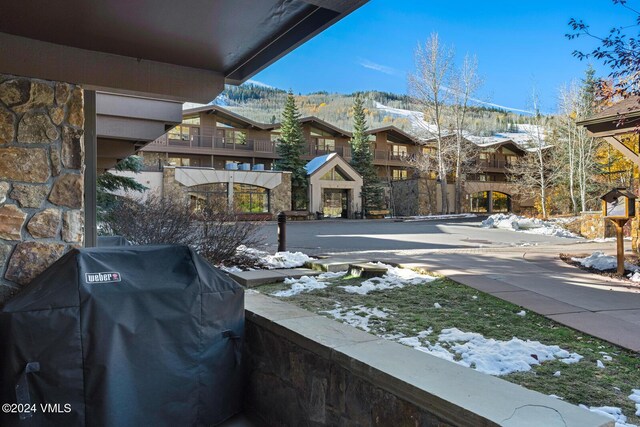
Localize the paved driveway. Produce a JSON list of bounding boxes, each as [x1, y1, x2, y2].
[[257, 217, 640, 351], [259, 217, 582, 254]]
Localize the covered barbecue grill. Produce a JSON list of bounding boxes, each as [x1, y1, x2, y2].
[[0, 245, 244, 427]]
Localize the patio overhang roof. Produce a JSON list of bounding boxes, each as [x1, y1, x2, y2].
[[0, 0, 368, 103], [578, 97, 640, 168]]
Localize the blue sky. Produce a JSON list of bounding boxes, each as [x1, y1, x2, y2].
[[252, 0, 633, 113]]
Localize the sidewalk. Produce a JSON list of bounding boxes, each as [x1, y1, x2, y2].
[[389, 245, 640, 352]]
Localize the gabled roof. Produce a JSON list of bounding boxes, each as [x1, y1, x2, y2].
[[267, 116, 353, 138], [304, 153, 362, 181], [475, 140, 527, 155], [305, 153, 335, 175], [183, 105, 269, 130], [367, 126, 418, 144]]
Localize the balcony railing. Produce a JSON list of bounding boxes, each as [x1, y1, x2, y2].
[[306, 145, 352, 159], [476, 159, 512, 169], [150, 135, 277, 153], [150, 135, 419, 164], [374, 150, 414, 162]]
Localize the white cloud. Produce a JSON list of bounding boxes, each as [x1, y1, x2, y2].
[[358, 58, 400, 76]]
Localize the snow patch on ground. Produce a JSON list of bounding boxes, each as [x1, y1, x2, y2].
[[481, 214, 580, 238], [628, 390, 640, 417], [322, 305, 389, 332], [571, 252, 640, 272], [235, 245, 314, 269], [382, 327, 583, 377], [272, 271, 346, 297], [516, 310, 526, 317], [402, 213, 477, 222], [218, 265, 243, 273], [580, 405, 636, 427], [436, 328, 583, 376], [341, 263, 436, 295]]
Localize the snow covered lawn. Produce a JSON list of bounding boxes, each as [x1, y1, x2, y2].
[[481, 213, 580, 238], [258, 268, 640, 425]]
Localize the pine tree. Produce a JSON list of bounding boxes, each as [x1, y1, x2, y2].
[[97, 155, 147, 220], [276, 91, 308, 210], [349, 94, 384, 213]]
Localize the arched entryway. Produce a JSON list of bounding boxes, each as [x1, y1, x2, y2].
[[469, 191, 512, 213]]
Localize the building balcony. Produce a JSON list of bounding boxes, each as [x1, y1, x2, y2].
[[374, 150, 415, 165], [304, 144, 352, 159], [146, 135, 279, 158], [475, 159, 513, 171]]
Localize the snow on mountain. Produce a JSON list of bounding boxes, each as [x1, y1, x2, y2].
[[374, 101, 546, 148]]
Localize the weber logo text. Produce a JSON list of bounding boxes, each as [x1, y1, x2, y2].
[[85, 272, 121, 284]]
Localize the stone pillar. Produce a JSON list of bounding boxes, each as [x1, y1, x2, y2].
[[487, 190, 493, 214], [0, 74, 84, 305]]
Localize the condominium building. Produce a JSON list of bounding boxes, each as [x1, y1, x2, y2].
[[137, 105, 531, 216]]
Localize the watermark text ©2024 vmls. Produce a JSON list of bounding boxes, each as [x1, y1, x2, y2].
[[2, 403, 72, 414]]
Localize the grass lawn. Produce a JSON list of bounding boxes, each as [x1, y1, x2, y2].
[[258, 272, 640, 425]]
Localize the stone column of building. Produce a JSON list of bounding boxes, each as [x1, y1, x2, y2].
[[0, 74, 84, 305]]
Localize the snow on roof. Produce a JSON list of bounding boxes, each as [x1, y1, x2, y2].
[[182, 102, 209, 111], [304, 153, 336, 175]]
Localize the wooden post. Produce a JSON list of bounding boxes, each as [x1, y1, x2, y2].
[[610, 218, 628, 276]]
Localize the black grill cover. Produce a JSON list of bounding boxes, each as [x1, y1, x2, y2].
[[0, 245, 244, 427], [96, 235, 131, 247]]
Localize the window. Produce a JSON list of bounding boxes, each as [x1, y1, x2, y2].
[[392, 169, 408, 180], [422, 146, 436, 156], [392, 145, 408, 157], [182, 116, 200, 126], [233, 184, 269, 213], [320, 167, 348, 181], [216, 129, 247, 144], [479, 152, 489, 160], [168, 157, 190, 166], [188, 183, 228, 212], [168, 125, 190, 141], [316, 138, 335, 152]]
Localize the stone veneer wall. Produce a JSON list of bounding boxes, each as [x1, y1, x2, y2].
[[580, 211, 615, 240], [270, 172, 291, 215], [390, 178, 420, 216], [0, 74, 84, 305], [244, 316, 452, 426]]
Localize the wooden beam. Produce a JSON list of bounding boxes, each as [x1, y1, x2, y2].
[[604, 136, 640, 168], [0, 33, 224, 103]]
